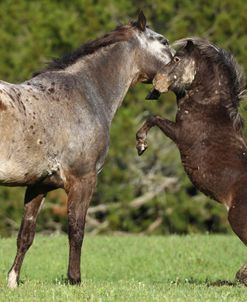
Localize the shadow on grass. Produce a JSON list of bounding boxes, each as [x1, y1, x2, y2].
[[52, 275, 70, 285], [207, 280, 240, 287], [51, 275, 243, 288], [169, 277, 241, 287], [52, 275, 89, 286]]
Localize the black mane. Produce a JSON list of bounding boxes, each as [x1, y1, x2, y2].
[[33, 24, 134, 77]]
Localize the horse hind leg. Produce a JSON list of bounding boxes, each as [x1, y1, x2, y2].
[[228, 188, 247, 285], [7, 185, 47, 288]]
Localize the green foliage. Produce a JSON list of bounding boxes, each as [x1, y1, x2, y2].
[[0, 0, 246, 235], [0, 235, 247, 300]]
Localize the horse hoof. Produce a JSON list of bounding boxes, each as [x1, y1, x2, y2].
[[136, 142, 148, 156], [68, 276, 81, 285], [236, 265, 247, 285]]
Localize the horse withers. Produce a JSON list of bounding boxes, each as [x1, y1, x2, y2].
[[136, 38, 247, 284], [2, 12, 173, 288]]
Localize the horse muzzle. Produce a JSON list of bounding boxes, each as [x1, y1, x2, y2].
[[153, 73, 171, 93]]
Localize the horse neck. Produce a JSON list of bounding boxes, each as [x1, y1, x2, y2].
[[183, 63, 243, 133], [66, 42, 139, 125], [188, 61, 232, 106]]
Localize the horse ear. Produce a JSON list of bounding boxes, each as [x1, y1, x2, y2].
[[136, 10, 146, 31], [184, 40, 195, 53]]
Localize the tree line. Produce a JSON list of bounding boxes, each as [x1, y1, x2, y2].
[[0, 0, 246, 236]]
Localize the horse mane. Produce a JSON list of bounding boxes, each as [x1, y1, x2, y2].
[[33, 23, 136, 77], [173, 37, 247, 131]]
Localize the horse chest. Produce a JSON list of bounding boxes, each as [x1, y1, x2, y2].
[[176, 108, 207, 141]]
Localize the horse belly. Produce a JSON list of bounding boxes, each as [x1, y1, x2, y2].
[[181, 147, 242, 202], [0, 156, 48, 186]]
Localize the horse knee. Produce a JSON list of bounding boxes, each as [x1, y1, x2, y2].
[[68, 227, 84, 247]]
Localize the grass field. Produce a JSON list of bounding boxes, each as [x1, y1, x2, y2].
[[0, 235, 246, 301]]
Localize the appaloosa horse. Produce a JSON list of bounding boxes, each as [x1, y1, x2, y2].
[[136, 38, 247, 284], [1, 12, 173, 288]]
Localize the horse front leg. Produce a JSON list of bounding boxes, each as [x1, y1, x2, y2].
[[136, 118, 154, 155], [8, 185, 48, 288], [65, 172, 96, 284], [136, 115, 177, 155]]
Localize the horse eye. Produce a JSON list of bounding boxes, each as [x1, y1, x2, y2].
[[160, 39, 168, 46], [174, 56, 180, 62]]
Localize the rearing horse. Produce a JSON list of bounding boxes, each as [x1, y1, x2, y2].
[[136, 38, 247, 284], [3, 12, 173, 288]]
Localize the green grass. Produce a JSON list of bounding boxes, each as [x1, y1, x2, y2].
[[0, 235, 246, 301]]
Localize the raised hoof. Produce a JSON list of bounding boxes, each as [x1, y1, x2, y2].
[[136, 141, 148, 156], [236, 265, 247, 285]]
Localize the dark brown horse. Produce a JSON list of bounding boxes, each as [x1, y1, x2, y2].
[[2, 12, 173, 288], [136, 38, 247, 284]]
